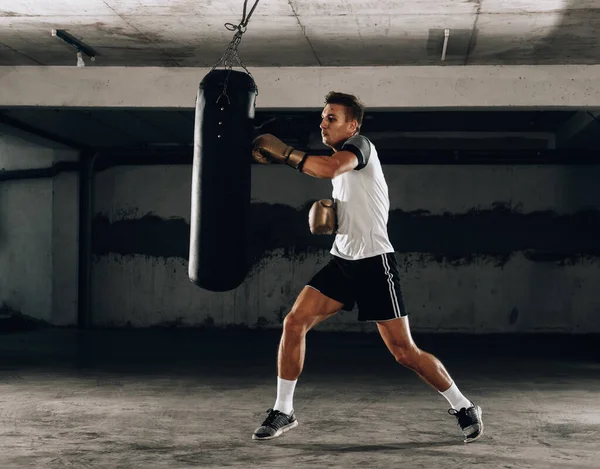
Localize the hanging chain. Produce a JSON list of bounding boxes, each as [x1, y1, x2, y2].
[[211, 0, 261, 104]]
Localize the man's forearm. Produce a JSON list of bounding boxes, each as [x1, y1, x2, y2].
[[300, 155, 339, 179]]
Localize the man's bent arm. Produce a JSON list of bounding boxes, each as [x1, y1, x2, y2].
[[301, 151, 358, 179]]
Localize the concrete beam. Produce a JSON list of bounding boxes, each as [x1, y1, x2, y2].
[[2, 65, 600, 110]]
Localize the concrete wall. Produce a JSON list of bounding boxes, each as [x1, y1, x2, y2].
[[91, 162, 600, 333], [0, 134, 79, 325]]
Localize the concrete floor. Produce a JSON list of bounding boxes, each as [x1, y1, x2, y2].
[[0, 327, 598, 469]]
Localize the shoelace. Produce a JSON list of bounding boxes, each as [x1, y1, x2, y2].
[[262, 409, 289, 429], [448, 408, 473, 428]]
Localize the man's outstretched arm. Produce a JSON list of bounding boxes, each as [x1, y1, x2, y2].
[[252, 134, 358, 179]]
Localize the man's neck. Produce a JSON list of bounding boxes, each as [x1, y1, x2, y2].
[[331, 133, 357, 152]]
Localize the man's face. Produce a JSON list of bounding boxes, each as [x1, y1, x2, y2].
[[320, 103, 357, 149]]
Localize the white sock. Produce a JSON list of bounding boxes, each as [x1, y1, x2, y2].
[[273, 377, 297, 415], [439, 381, 472, 411]]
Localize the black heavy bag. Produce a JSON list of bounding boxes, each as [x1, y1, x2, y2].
[[189, 69, 257, 291]]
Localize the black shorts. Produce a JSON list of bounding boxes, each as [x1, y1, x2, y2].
[[307, 252, 407, 322]]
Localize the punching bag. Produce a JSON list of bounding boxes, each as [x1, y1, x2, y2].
[[189, 69, 257, 291]]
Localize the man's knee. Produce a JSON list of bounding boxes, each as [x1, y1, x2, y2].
[[283, 308, 310, 333], [283, 288, 341, 334], [391, 344, 420, 369]]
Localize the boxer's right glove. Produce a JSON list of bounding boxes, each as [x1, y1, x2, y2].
[[252, 134, 308, 171], [309, 199, 337, 235]]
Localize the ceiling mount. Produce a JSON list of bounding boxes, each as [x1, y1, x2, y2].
[[51, 29, 98, 67], [441, 29, 450, 61]]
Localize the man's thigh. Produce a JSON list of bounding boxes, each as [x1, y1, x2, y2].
[[288, 285, 344, 329]]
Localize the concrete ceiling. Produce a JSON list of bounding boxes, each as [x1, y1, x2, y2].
[[2, 1, 600, 156], [1, 0, 600, 67]]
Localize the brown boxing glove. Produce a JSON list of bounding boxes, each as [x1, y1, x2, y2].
[[252, 134, 308, 171], [309, 199, 337, 235]]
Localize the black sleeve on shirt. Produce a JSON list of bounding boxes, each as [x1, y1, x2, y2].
[[341, 135, 371, 170]]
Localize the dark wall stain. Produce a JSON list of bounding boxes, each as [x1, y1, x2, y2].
[[93, 215, 189, 258], [387, 203, 600, 266], [92, 203, 600, 267]]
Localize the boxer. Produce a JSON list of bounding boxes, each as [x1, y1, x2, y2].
[[250, 92, 483, 443]]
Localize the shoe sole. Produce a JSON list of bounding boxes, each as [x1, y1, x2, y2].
[[464, 406, 484, 443], [252, 420, 298, 441]]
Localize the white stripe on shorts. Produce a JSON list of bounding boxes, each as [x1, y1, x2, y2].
[[381, 254, 400, 318]]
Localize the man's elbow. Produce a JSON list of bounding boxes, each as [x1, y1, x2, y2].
[[312, 165, 337, 180], [325, 160, 344, 179], [320, 169, 335, 180], [305, 157, 344, 179]]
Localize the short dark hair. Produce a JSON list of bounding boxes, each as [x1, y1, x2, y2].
[[324, 91, 364, 130]]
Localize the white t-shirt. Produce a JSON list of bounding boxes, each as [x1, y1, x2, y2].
[[330, 134, 395, 260]]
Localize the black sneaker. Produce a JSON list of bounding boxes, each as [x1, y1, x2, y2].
[[252, 408, 298, 440], [448, 403, 484, 443]]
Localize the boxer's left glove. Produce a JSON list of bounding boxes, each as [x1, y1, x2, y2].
[[309, 199, 337, 235], [252, 134, 308, 171]]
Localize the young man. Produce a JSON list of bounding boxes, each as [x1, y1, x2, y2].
[[250, 92, 484, 443]]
